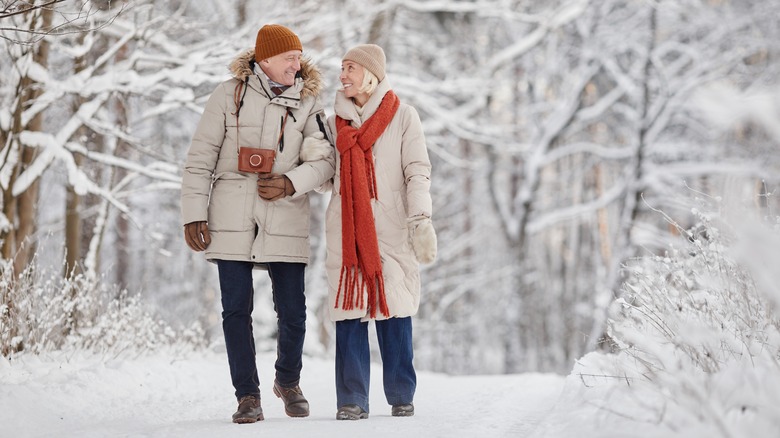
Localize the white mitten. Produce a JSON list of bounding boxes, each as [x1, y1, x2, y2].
[[408, 217, 437, 264], [300, 132, 333, 162]]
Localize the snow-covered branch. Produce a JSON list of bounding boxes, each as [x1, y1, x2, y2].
[[487, 0, 589, 75], [527, 179, 626, 233], [14, 93, 109, 195]]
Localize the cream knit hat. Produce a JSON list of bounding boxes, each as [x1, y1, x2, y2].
[[342, 44, 386, 81]]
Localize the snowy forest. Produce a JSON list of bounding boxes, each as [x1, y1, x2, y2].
[[2, 0, 780, 398]]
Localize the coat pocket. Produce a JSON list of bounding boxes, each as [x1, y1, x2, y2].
[[208, 178, 252, 231], [266, 195, 310, 238]]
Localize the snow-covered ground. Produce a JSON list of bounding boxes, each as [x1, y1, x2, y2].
[[2, 346, 765, 437], [1, 349, 571, 438]]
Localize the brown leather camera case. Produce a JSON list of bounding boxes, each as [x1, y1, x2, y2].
[[238, 147, 276, 173]]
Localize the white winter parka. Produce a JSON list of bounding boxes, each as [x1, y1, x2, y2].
[[181, 50, 335, 264], [325, 79, 432, 321]]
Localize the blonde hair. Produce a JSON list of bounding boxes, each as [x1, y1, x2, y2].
[[358, 69, 379, 96]]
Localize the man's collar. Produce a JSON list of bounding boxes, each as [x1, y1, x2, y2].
[[253, 63, 287, 89]]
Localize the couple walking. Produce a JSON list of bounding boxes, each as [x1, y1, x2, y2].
[[180, 24, 436, 423]]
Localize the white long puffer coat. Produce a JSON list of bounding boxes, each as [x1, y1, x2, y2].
[[181, 50, 336, 264], [325, 79, 432, 321]]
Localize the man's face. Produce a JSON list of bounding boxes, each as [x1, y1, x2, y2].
[[260, 50, 302, 86]]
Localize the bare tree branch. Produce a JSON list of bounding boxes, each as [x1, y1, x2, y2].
[[0, 0, 66, 19], [0, 1, 126, 45]]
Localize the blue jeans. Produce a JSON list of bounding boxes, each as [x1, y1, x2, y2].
[[335, 317, 416, 413], [217, 260, 306, 400]]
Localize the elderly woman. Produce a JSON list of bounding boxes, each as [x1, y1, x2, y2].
[[324, 44, 437, 420]]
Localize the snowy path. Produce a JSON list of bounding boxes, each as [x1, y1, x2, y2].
[[0, 350, 565, 438]]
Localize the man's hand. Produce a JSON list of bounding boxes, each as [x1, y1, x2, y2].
[[184, 221, 211, 252], [258, 174, 294, 201]]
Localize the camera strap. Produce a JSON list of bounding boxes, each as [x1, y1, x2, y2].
[[233, 80, 248, 157], [232, 79, 291, 156]]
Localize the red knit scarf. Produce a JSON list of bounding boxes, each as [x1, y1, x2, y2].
[[334, 90, 400, 318]]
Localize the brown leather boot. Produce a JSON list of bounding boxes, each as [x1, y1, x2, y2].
[[336, 404, 368, 420], [391, 403, 414, 417], [232, 395, 264, 424], [273, 380, 310, 417]]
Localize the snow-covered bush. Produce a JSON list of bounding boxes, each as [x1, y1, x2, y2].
[[605, 197, 780, 436], [0, 257, 205, 358]]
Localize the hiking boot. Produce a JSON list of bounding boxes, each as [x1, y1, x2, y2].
[[336, 404, 368, 420], [391, 404, 414, 417], [273, 380, 310, 417], [232, 395, 264, 424]]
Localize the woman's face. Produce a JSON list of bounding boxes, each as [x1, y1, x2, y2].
[[340, 60, 369, 104]]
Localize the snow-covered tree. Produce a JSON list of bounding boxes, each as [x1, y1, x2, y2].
[[3, 0, 779, 374]]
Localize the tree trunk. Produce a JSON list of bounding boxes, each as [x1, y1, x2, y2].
[[64, 30, 92, 277], [0, 4, 53, 355], [1, 6, 54, 275], [64, 154, 83, 276], [586, 4, 658, 351], [236, 0, 247, 27]]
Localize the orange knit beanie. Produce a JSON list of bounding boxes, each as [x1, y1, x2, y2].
[[255, 24, 302, 61]]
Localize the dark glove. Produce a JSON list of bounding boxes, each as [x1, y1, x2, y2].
[[184, 221, 211, 252], [257, 174, 295, 201]]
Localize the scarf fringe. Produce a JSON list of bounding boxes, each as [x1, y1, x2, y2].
[[334, 266, 388, 318]]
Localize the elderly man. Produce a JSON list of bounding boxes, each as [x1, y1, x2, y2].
[[181, 24, 334, 423]]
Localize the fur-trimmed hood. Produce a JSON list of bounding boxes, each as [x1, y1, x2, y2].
[[228, 49, 323, 99]]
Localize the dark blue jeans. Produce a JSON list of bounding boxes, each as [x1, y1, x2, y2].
[[217, 260, 306, 400], [335, 317, 416, 413]]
